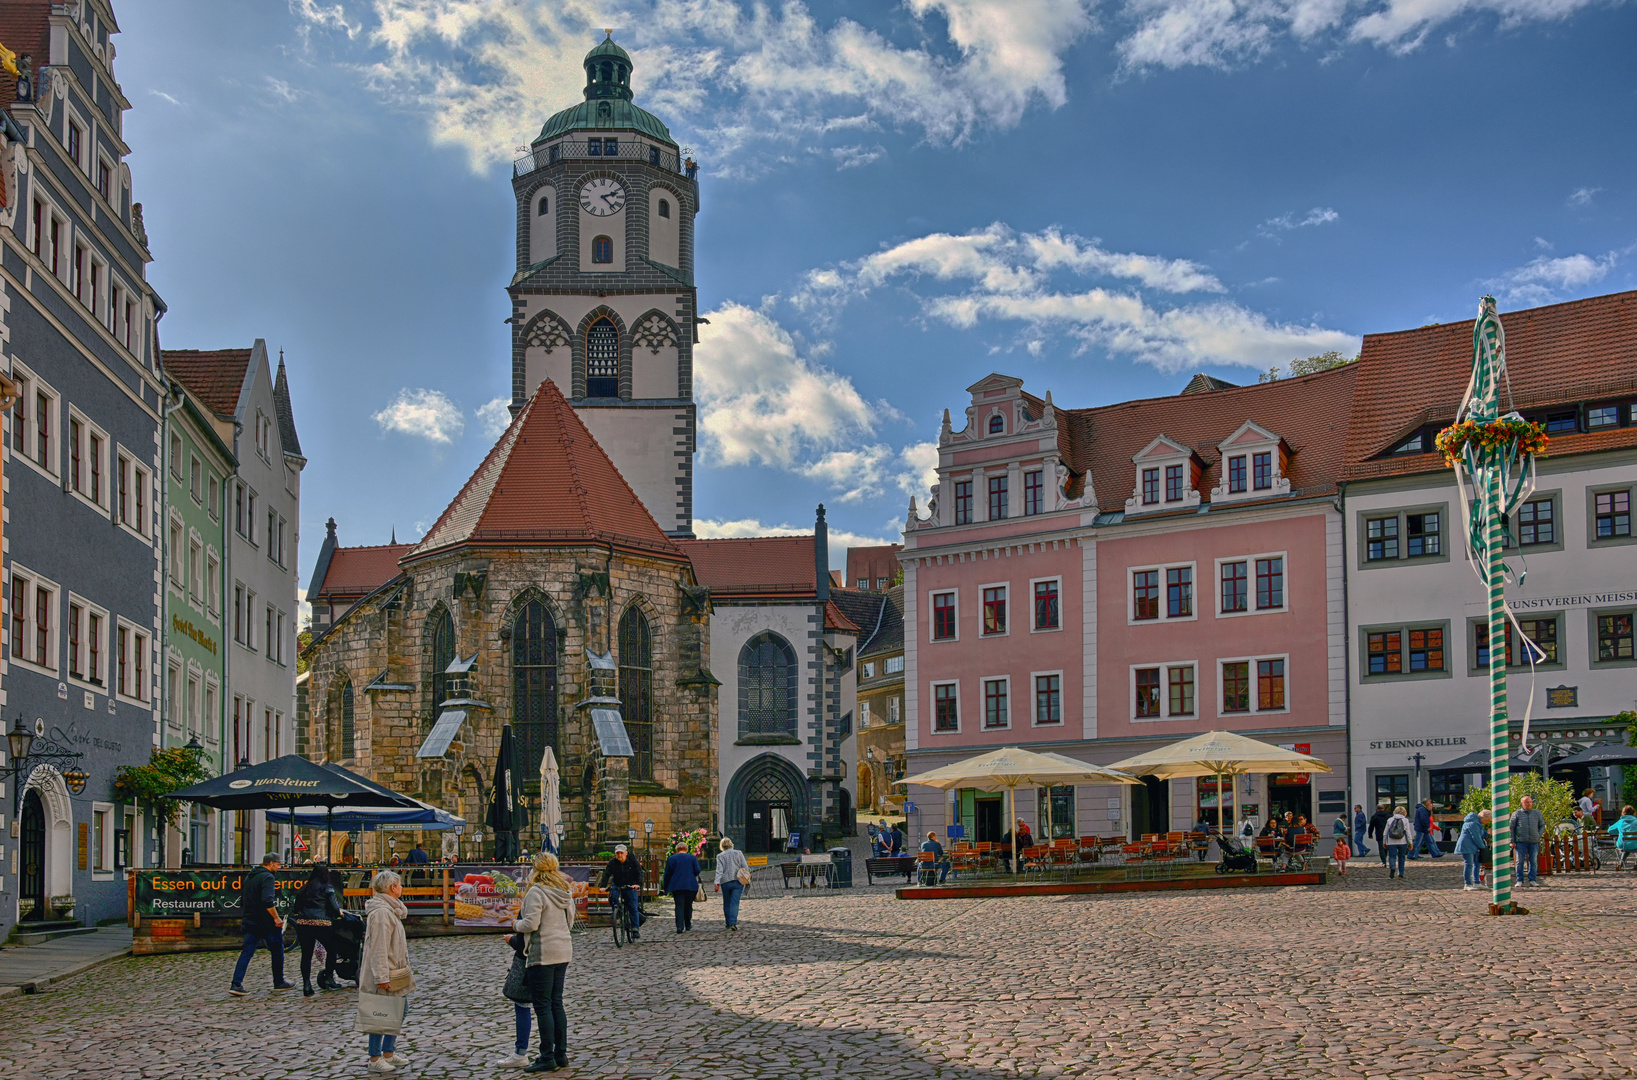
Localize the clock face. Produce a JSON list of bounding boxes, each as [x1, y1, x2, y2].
[[580, 178, 627, 217]]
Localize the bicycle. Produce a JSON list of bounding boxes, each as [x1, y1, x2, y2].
[[610, 886, 638, 948]]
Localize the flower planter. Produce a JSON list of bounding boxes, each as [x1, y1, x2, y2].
[[48, 894, 76, 919]]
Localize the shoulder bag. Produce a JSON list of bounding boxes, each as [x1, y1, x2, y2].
[[735, 862, 752, 887], [503, 950, 530, 1002], [356, 992, 406, 1035]]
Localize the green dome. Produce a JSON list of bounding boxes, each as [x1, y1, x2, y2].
[[534, 33, 676, 148]]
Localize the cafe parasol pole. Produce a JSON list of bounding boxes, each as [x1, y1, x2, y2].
[[1438, 295, 1546, 913]]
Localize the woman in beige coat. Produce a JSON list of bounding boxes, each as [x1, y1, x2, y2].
[[512, 853, 575, 1073], [360, 870, 415, 1074]]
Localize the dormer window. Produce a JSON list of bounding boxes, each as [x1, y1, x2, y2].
[[1388, 429, 1426, 455], [988, 414, 1004, 434], [1252, 451, 1272, 490], [1142, 468, 1159, 505], [1165, 465, 1184, 502], [1228, 456, 1246, 493]]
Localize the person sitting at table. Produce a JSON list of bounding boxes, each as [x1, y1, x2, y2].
[[1192, 815, 1212, 860], [919, 832, 951, 884], [1259, 817, 1283, 838], [998, 820, 1033, 871]]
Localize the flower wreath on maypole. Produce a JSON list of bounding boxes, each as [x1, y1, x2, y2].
[[1436, 295, 1549, 912]]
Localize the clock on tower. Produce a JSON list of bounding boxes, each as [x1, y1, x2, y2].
[[505, 34, 700, 538]]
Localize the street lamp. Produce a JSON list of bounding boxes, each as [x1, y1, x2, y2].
[[643, 817, 653, 861], [9, 715, 85, 813]]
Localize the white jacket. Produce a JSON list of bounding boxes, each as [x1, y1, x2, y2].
[[360, 894, 414, 996], [514, 882, 574, 967], [1383, 813, 1413, 846]]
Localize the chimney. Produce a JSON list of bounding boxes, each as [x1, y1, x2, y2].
[[814, 504, 830, 602]]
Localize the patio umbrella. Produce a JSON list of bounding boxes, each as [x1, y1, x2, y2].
[[1109, 731, 1332, 835], [164, 754, 421, 864], [539, 746, 562, 854], [489, 725, 520, 862], [901, 747, 1138, 878], [1547, 742, 1637, 769]]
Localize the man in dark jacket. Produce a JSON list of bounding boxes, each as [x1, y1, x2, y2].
[[231, 853, 294, 996], [998, 820, 1033, 871], [1409, 799, 1446, 860], [1352, 805, 1370, 857], [406, 842, 431, 864], [1367, 805, 1392, 866], [599, 845, 644, 939], [888, 824, 905, 856]]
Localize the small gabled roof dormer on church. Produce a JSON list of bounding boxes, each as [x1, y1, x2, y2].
[[1124, 435, 1204, 516]]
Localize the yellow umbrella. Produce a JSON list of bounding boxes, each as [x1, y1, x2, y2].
[[901, 747, 1139, 877], [1109, 730, 1331, 836]]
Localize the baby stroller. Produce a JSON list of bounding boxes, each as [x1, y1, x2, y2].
[[328, 910, 365, 986], [1212, 828, 1258, 874]]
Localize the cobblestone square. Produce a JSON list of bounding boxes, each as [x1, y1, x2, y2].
[[3, 864, 1633, 1080]]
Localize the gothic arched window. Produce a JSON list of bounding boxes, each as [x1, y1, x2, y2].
[[989, 414, 1005, 434], [537, 194, 550, 216], [586, 317, 619, 398], [512, 600, 559, 777], [591, 235, 613, 264], [340, 678, 355, 760], [428, 607, 454, 721], [658, 198, 670, 219], [619, 607, 653, 781], [738, 632, 797, 740]]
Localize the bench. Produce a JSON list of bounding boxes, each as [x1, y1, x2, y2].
[[864, 855, 918, 885], [780, 857, 832, 888]]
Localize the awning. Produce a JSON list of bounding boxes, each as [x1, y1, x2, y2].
[[417, 708, 468, 758]]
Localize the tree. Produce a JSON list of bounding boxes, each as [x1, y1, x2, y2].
[[1461, 772, 1576, 831], [296, 629, 314, 675], [1620, 711, 1637, 810], [113, 746, 211, 866], [1257, 350, 1359, 383]]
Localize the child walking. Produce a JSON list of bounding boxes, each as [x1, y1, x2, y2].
[[1331, 836, 1351, 875]]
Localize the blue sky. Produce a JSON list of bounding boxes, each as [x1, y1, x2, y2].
[[111, 0, 1636, 592]]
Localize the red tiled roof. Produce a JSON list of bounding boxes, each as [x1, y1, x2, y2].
[[163, 349, 252, 418], [409, 379, 681, 561], [315, 544, 412, 600], [679, 535, 816, 597], [845, 544, 901, 585], [0, 3, 49, 113], [1342, 290, 1637, 482], [1058, 363, 1358, 512]]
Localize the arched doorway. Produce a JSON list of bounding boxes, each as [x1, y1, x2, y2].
[[19, 790, 45, 920], [725, 755, 809, 854]]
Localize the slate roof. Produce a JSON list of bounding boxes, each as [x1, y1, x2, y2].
[[409, 379, 682, 562], [315, 544, 413, 600], [1056, 363, 1359, 513], [162, 349, 251, 418], [1342, 290, 1637, 482], [1182, 373, 1240, 395], [678, 535, 816, 598], [272, 355, 302, 458], [859, 585, 904, 658], [827, 588, 884, 639]]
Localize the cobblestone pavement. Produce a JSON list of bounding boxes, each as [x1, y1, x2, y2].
[[3, 860, 1634, 1079]]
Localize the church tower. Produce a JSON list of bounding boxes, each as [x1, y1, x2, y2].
[[508, 34, 698, 537]]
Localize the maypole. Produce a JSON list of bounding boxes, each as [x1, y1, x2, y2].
[[1437, 296, 1548, 913]]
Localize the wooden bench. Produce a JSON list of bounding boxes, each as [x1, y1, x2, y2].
[[780, 856, 832, 888], [864, 855, 918, 885]]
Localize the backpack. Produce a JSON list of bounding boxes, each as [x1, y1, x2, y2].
[[1387, 816, 1406, 840]]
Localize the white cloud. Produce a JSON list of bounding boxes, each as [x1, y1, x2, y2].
[[830, 144, 886, 170], [1487, 251, 1618, 306], [1115, 0, 1610, 71], [266, 76, 304, 103], [373, 388, 466, 443], [896, 441, 940, 503], [149, 89, 184, 107], [475, 396, 513, 439], [795, 223, 1356, 372], [290, 0, 1095, 172], [1258, 207, 1339, 235], [695, 516, 898, 570], [1567, 186, 1601, 207]]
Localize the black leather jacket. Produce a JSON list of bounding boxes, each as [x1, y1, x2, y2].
[[291, 880, 342, 923]]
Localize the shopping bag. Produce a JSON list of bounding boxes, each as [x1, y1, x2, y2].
[[355, 993, 406, 1035]]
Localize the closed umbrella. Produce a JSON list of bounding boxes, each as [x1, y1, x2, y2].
[[1109, 731, 1332, 836], [540, 746, 562, 854], [489, 726, 520, 862], [901, 747, 1139, 878]]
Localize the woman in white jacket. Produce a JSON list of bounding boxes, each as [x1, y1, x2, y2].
[[712, 836, 750, 931], [1384, 805, 1414, 880], [512, 853, 575, 1074], [360, 870, 415, 1074]]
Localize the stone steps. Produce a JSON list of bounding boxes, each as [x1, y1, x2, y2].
[[9, 921, 95, 947]]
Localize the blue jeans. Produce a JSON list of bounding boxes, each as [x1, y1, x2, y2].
[[616, 886, 642, 932], [1515, 841, 1539, 883], [231, 928, 285, 986], [1352, 826, 1368, 855], [514, 1003, 532, 1054], [1462, 852, 1482, 886], [720, 880, 744, 927], [1386, 845, 1406, 874], [1410, 829, 1443, 858], [368, 996, 408, 1057]]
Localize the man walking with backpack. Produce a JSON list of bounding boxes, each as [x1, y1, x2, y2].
[[1511, 795, 1546, 888], [231, 853, 295, 996]]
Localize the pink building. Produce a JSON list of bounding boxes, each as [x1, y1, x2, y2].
[[901, 370, 1356, 842]]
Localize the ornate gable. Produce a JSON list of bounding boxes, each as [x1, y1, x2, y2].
[[1125, 435, 1202, 516], [1210, 421, 1292, 502]]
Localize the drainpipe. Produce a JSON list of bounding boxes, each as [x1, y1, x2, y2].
[[1337, 480, 1353, 814]]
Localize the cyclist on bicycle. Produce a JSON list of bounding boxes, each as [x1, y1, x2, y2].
[[599, 845, 644, 940]]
